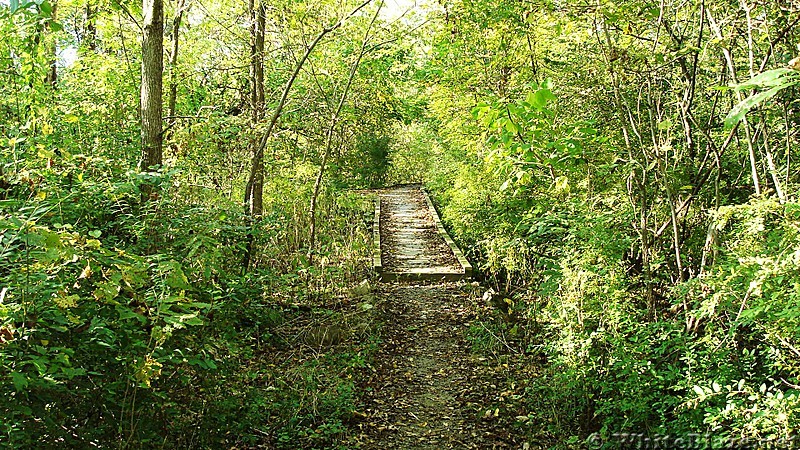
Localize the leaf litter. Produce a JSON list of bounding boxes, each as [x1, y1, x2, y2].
[[348, 281, 537, 449]]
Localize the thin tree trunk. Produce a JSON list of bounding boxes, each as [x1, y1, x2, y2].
[[308, 1, 383, 265], [596, 14, 654, 310], [85, 1, 97, 51], [707, 9, 761, 195], [254, 4, 265, 116], [164, 0, 189, 155], [140, 0, 164, 174], [242, 0, 266, 271], [166, 0, 188, 156], [246, 0, 266, 216], [526, 33, 538, 83], [665, 186, 685, 283], [762, 123, 786, 203], [44, 0, 58, 88], [785, 102, 792, 187], [741, 0, 755, 79], [243, 0, 373, 217]]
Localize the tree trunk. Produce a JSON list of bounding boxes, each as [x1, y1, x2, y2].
[[246, 0, 266, 216], [762, 127, 786, 203], [140, 0, 164, 173], [596, 16, 655, 310], [243, 0, 373, 217], [84, 2, 97, 51], [706, 10, 761, 195], [242, 0, 266, 271], [44, 0, 58, 88], [166, 0, 188, 155], [252, 2, 265, 120]]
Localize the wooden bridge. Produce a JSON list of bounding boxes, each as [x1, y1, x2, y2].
[[373, 185, 472, 282]]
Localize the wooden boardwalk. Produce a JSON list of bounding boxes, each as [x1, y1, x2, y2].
[[373, 185, 472, 282]]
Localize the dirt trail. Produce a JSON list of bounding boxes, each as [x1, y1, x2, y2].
[[351, 282, 522, 449]]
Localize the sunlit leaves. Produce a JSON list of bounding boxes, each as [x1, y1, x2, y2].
[[472, 82, 598, 196], [732, 68, 799, 91], [525, 87, 556, 110], [724, 68, 800, 129]]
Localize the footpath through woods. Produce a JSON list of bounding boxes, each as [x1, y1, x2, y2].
[[349, 186, 530, 449]]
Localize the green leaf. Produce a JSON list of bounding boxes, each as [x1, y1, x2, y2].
[[61, 367, 87, 379], [184, 316, 204, 326], [43, 230, 61, 248], [37, 146, 55, 159], [504, 120, 519, 134], [532, 89, 556, 109], [471, 104, 488, 119], [88, 230, 101, 238], [10, 372, 28, 392], [164, 313, 203, 326], [120, 264, 147, 288], [94, 281, 121, 303], [23, 232, 45, 247], [693, 385, 705, 397], [165, 265, 191, 290], [188, 301, 211, 309], [10, 0, 20, 13], [733, 68, 797, 91], [38, 1, 52, 16], [724, 84, 789, 129], [116, 305, 145, 322]]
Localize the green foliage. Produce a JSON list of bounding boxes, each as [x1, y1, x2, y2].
[[0, 163, 216, 446], [400, 0, 800, 446], [0, 150, 376, 446], [337, 133, 391, 188], [472, 81, 599, 194], [725, 69, 800, 129], [0, 0, 381, 443]]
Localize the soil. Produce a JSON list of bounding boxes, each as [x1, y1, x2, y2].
[[349, 282, 529, 449]]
